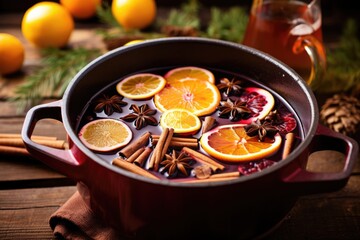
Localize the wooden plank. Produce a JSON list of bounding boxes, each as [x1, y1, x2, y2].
[[307, 150, 360, 174], [0, 186, 76, 240], [0, 116, 74, 189], [0, 157, 74, 189], [0, 177, 359, 240], [0, 117, 67, 139], [0, 102, 20, 117], [0, 156, 65, 182], [267, 176, 360, 240], [0, 186, 76, 209]]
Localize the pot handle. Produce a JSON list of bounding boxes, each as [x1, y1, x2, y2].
[[21, 100, 83, 180], [282, 124, 358, 194]]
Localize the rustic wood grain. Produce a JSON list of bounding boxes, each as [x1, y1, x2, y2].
[[0, 5, 359, 240], [308, 150, 360, 174], [0, 116, 73, 189], [268, 176, 360, 240], [0, 158, 74, 189], [0, 180, 359, 240], [0, 116, 67, 137], [0, 186, 76, 240]]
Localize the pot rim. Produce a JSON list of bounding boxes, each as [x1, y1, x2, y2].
[[62, 37, 319, 187]]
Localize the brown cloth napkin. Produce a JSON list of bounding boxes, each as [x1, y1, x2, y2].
[[49, 191, 120, 240]]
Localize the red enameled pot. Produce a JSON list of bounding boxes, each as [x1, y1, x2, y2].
[[22, 38, 358, 240]]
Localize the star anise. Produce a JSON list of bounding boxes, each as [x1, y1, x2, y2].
[[121, 104, 158, 130], [264, 110, 283, 125], [94, 94, 127, 116], [244, 119, 278, 141], [264, 110, 297, 133], [218, 98, 251, 121], [216, 77, 243, 96], [161, 150, 193, 177]]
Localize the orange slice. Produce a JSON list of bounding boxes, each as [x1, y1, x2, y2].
[[116, 73, 166, 99], [154, 79, 221, 116], [239, 87, 275, 124], [78, 119, 132, 152], [200, 124, 282, 162], [164, 66, 215, 84], [160, 108, 201, 134]]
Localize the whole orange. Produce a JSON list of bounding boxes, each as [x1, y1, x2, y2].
[[112, 0, 156, 30], [21, 1, 74, 48], [60, 0, 101, 19], [0, 33, 25, 75]]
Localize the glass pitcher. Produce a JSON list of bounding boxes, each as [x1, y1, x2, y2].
[[242, 0, 326, 90]]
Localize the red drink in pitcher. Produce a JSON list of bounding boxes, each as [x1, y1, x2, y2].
[[243, 0, 325, 80]]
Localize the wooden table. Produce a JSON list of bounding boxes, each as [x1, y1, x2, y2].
[[1, 4, 360, 240]]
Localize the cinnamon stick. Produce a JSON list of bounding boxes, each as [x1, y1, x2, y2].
[[152, 135, 198, 143], [201, 116, 217, 134], [148, 128, 169, 171], [160, 128, 174, 160], [181, 176, 239, 183], [0, 138, 67, 149], [168, 140, 198, 149], [0, 145, 31, 157], [182, 147, 225, 172], [152, 139, 198, 149], [0, 133, 58, 141], [119, 131, 151, 158], [282, 132, 295, 159], [209, 171, 240, 179], [134, 147, 152, 167], [126, 147, 145, 163], [112, 157, 159, 180]]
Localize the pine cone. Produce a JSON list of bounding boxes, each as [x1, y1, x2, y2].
[[320, 94, 360, 139]]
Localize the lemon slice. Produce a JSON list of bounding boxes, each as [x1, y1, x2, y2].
[[78, 119, 132, 152], [164, 66, 215, 84], [124, 39, 144, 46], [200, 124, 282, 162], [160, 108, 201, 134], [116, 73, 166, 100]]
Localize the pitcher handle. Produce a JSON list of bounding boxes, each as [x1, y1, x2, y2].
[[293, 35, 327, 90]]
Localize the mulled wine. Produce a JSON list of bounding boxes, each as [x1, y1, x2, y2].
[[77, 66, 303, 182]]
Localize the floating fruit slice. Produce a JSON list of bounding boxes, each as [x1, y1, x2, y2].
[[164, 66, 215, 84], [78, 119, 132, 152], [238, 87, 275, 124], [154, 79, 221, 116], [200, 124, 282, 162], [160, 108, 201, 134], [124, 39, 144, 46], [116, 73, 166, 100], [276, 113, 297, 133]]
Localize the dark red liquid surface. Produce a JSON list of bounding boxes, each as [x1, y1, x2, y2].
[[77, 66, 303, 181]]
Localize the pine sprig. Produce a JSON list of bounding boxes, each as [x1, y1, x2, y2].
[[95, 3, 140, 40], [205, 6, 248, 42], [95, 0, 248, 43], [95, 2, 120, 28], [162, 0, 200, 29], [320, 19, 360, 94], [11, 47, 101, 112]]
